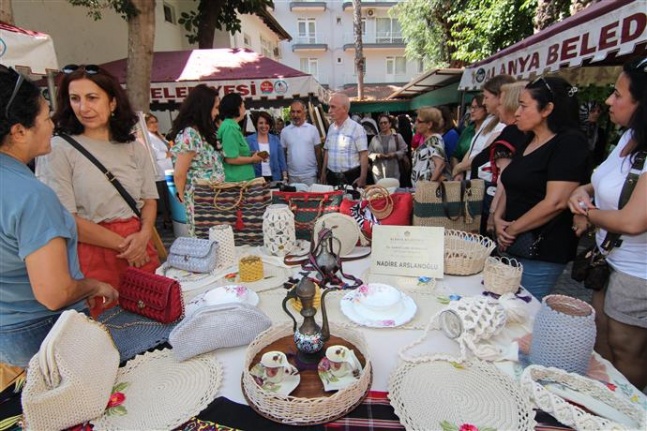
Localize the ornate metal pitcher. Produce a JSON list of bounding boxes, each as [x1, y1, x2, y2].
[[282, 277, 330, 363]]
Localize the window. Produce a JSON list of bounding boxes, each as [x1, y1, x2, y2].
[[300, 58, 319, 78], [297, 18, 317, 44], [386, 56, 407, 77], [376, 18, 402, 43], [260, 36, 273, 58], [163, 2, 175, 24], [361, 18, 366, 36], [243, 33, 251, 48]]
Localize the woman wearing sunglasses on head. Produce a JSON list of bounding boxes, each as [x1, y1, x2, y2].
[[37, 64, 159, 318], [568, 57, 647, 389], [368, 114, 408, 183], [0, 67, 118, 367], [494, 76, 589, 301]]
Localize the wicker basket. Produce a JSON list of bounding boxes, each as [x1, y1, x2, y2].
[[482, 256, 523, 295], [444, 230, 496, 276], [242, 323, 372, 425]]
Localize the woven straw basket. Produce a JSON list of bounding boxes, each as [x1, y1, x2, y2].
[[242, 323, 372, 425], [482, 256, 523, 295], [444, 230, 496, 276]]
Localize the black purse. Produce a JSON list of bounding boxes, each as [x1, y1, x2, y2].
[[505, 231, 542, 259], [570, 151, 646, 290]]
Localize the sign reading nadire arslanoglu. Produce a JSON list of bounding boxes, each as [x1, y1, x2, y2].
[[370, 226, 444, 279]]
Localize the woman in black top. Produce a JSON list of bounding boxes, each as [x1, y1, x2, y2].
[[494, 76, 589, 300]]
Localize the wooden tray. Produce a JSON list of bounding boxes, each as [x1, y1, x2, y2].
[[241, 323, 372, 426]]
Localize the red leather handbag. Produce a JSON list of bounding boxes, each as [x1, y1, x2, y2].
[[118, 268, 184, 324], [340, 186, 413, 239]]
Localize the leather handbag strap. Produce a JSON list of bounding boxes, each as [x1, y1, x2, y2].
[[59, 133, 141, 217], [599, 150, 646, 252]]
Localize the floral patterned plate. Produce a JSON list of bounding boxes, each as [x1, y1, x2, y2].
[[340, 289, 417, 328], [249, 363, 300, 396], [317, 356, 362, 392], [185, 285, 259, 318]]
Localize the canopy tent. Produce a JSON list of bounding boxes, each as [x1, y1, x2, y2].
[[100, 48, 328, 110], [459, 0, 647, 90], [0, 21, 59, 75]]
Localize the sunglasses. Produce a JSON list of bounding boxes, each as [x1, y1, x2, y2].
[[469, 105, 484, 110], [1, 65, 26, 119], [415, 118, 428, 124], [530, 76, 555, 99], [630, 57, 647, 72], [62, 64, 101, 75]]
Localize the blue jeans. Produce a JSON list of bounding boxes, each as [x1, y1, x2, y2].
[[515, 258, 566, 301], [0, 313, 69, 368]]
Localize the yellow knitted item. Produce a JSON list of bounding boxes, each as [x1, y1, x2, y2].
[[239, 256, 264, 282]]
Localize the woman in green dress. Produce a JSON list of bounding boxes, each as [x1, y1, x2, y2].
[[218, 93, 266, 182], [170, 84, 225, 236]]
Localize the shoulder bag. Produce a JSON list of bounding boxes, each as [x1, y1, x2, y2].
[[413, 179, 484, 233], [167, 237, 218, 273], [119, 267, 184, 323], [571, 151, 646, 290]]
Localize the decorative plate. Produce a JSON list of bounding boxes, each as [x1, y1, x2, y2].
[[185, 285, 259, 318], [318, 356, 362, 392], [250, 363, 300, 396], [340, 290, 417, 328]]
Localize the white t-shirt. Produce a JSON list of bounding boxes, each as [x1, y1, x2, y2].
[[258, 141, 271, 177], [591, 129, 647, 279], [148, 132, 173, 181], [466, 116, 505, 180], [281, 122, 320, 178]]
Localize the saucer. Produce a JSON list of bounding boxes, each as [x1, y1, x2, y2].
[[250, 363, 300, 396], [340, 290, 417, 328], [185, 285, 259, 318], [318, 356, 361, 392]]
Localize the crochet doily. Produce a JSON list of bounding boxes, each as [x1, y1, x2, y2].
[[521, 365, 647, 430], [91, 349, 222, 430], [388, 359, 536, 431]]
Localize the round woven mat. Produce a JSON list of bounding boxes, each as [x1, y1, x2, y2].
[[388, 360, 535, 431], [91, 349, 222, 430]]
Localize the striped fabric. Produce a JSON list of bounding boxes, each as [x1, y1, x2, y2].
[[193, 179, 271, 245], [413, 180, 484, 233], [271, 191, 344, 240]]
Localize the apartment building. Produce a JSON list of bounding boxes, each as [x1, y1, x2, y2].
[[273, 0, 422, 93]]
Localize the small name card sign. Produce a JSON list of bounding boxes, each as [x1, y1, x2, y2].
[[370, 225, 444, 279]]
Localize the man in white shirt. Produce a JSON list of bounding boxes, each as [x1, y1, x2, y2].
[[320, 93, 368, 187], [280, 100, 322, 186]]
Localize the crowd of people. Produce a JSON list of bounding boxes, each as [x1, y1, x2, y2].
[[1, 57, 646, 391]]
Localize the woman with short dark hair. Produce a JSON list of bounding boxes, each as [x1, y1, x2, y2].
[[246, 111, 287, 181]]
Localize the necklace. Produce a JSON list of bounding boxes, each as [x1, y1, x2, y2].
[[524, 132, 556, 155]]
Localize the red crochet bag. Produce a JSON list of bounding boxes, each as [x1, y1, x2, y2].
[[118, 268, 184, 324], [340, 185, 413, 239]]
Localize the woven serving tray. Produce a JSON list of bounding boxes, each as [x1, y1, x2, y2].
[[241, 322, 372, 425]]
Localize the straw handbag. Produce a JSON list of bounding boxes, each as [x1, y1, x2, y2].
[[22, 310, 119, 430], [413, 179, 484, 233]]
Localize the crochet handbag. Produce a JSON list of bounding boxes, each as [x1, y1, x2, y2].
[[119, 267, 184, 324], [167, 237, 218, 273], [271, 190, 344, 240], [413, 179, 484, 233], [169, 302, 272, 361], [22, 310, 120, 430]]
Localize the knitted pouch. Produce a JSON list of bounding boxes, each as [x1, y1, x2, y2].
[[168, 237, 218, 273], [169, 303, 271, 361]]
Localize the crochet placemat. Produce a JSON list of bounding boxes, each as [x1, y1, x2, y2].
[[388, 359, 536, 431], [91, 349, 222, 430]]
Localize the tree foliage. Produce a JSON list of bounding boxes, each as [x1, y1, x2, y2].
[[178, 0, 274, 48], [392, 0, 537, 67], [67, 0, 138, 20]]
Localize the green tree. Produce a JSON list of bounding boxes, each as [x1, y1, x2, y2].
[[352, 0, 365, 100], [178, 0, 274, 48]]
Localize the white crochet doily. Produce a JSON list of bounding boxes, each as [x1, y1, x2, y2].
[[388, 359, 536, 431], [521, 365, 647, 431], [91, 349, 222, 430]]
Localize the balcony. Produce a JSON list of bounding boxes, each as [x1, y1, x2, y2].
[[290, 1, 327, 12], [342, 32, 405, 51], [292, 35, 329, 52], [342, 71, 409, 86], [342, 1, 399, 12]]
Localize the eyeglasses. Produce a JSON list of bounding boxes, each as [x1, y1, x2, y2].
[[62, 64, 101, 75], [469, 105, 484, 110], [2, 67, 25, 119], [530, 76, 554, 98], [415, 118, 428, 124]]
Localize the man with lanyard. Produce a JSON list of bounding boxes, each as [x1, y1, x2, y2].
[[320, 93, 368, 187], [280, 100, 322, 186]]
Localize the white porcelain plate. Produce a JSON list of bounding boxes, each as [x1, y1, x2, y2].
[[185, 285, 259, 318], [340, 289, 417, 328], [155, 264, 218, 292], [218, 263, 291, 293], [317, 356, 362, 392], [250, 363, 300, 396]]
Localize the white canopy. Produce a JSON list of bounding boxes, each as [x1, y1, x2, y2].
[[0, 21, 59, 75], [459, 0, 646, 90]]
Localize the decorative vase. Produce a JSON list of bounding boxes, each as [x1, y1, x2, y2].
[[529, 294, 596, 375], [209, 224, 236, 269], [262, 204, 295, 257]]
